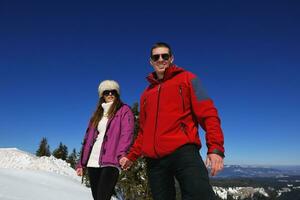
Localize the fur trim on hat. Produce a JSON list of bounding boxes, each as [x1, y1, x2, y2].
[[98, 80, 120, 97]]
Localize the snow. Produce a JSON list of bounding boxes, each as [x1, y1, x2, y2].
[[0, 148, 120, 200], [0, 148, 79, 180], [2, 148, 297, 200], [213, 187, 227, 199], [0, 168, 90, 200], [213, 186, 269, 200], [277, 187, 292, 197]]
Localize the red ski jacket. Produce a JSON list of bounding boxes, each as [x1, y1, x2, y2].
[[127, 65, 224, 161]]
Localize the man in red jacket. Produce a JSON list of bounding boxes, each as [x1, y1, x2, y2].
[[120, 42, 225, 200]]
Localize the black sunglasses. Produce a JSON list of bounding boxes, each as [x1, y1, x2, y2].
[[151, 53, 171, 62], [103, 90, 118, 96]]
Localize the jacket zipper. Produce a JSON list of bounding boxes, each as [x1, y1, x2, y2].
[[153, 84, 161, 158], [91, 128, 98, 151], [84, 128, 97, 165], [179, 85, 185, 112], [99, 115, 114, 165]]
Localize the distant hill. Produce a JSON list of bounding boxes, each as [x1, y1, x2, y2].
[[214, 164, 300, 178], [211, 165, 300, 200]]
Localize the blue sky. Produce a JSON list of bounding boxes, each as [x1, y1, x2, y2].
[[0, 1, 299, 165]]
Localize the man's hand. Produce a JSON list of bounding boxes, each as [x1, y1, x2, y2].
[[119, 156, 133, 170], [76, 168, 83, 176], [205, 154, 224, 176]]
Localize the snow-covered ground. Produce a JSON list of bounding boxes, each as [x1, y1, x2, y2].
[[0, 148, 91, 200], [0, 168, 91, 200], [3, 148, 295, 200]]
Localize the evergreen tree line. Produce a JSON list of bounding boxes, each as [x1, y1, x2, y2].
[[35, 137, 78, 169]]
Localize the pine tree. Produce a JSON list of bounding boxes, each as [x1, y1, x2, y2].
[[36, 137, 51, 157], [62, 144, 68, 160], [67, 148, 77, 169], [52, 142, 68, 160], [131, 102, 139, 116]]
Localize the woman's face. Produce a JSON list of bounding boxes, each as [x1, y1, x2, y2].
[[103, 90, 117, 103]]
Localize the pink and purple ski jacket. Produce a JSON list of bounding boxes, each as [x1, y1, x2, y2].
[[76, 104, 134, 169]]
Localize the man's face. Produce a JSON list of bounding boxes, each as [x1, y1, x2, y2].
[[150, 47, 174, 77]]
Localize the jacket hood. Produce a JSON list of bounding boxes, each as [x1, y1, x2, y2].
[[146, 65, 185, 85]]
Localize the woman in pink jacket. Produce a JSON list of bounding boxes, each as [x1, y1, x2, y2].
[[76, 80, 134, 200]]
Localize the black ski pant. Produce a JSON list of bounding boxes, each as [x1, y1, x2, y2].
[[87, 166, 119, 200], [146, 144, 216, 200]]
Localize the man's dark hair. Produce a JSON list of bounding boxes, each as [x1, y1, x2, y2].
[[150, 42, 173, 56]]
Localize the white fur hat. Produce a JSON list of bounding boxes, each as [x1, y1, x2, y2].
[[98, 80, 120, 97]]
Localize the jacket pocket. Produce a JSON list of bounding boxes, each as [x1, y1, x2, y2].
[[180, 122, 188, 135], [179, 85, 185, 112], [180, 122, 191, 142]]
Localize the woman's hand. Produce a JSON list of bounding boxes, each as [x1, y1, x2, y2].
[[119, 156, 133, 170], [76, 168, 83, 176]]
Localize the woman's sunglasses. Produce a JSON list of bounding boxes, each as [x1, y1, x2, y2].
[[103, 90, 118, 96], [150, 53, 170, 62]]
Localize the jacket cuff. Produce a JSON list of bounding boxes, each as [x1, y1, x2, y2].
[[208, 149, 225, 158], [75, 161, 83, 170], [117, 152, 127, 161], [126, 152, 138, 162]]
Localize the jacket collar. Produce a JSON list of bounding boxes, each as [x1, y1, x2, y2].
[[146, 65, 185, 85]]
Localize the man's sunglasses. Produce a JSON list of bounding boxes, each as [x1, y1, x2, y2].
[[103, 90, 118, 96], [150, 53, 171, 62]]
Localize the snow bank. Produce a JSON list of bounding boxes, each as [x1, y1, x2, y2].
[[0, 148, 123, 200], [0, 148, 91, 200], [0, 148, 79, 181]]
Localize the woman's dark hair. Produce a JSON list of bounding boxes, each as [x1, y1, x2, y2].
[[150, 42, 173, 57], [90, 94, 122, 128]]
